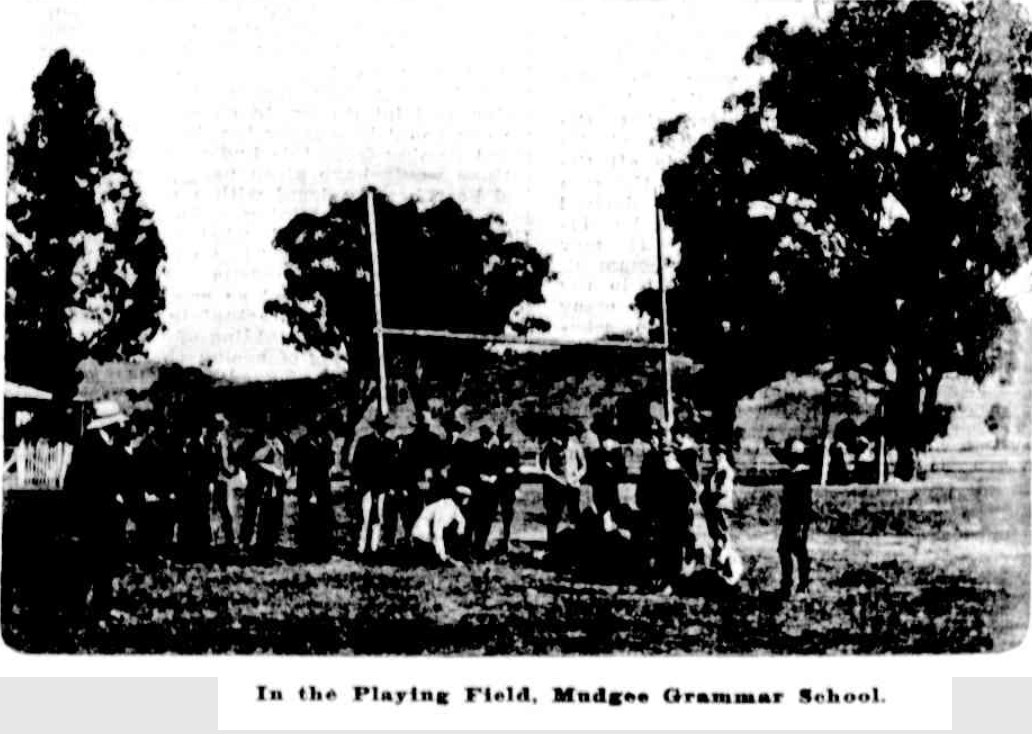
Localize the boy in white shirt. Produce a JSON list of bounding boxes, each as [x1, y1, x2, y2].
[[411, 484, 471, 566]]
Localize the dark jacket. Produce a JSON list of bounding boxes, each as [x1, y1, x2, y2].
[[295, 433, 332, 496], [398, 427, 444, 486], [63, 430, 130, 538], [443, 436, 478, 490], [781, 466, 814, 527], [588, 443, 626, 513], [351, 431, 397, 491], [495, 441, 522, 487], [638, 450, 695, 523]]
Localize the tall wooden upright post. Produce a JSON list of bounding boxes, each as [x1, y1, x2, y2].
[[876, 400, 886, 484], [367, 189, 389, 417], [655, 200, 674, 428]]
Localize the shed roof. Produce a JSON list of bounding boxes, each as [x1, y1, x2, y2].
[[3, 381, 53, 401]]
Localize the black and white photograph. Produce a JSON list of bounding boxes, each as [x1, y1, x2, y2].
[[2, 0, 1030, 659]]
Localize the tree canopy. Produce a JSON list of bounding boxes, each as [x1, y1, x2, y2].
[[265, 189, 554, 428], [640, 0, 1031, 469], [6, 49, 167, 400]]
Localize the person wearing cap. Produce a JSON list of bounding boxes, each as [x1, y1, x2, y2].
[[63, 400, 132, 617], [410, 483, 471, 566], [768, 436, 817, 596], [353, 413, 398, 555], [701, 444, 735, 564]]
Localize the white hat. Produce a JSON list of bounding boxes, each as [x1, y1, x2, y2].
[[87, 399, 128, 430], [454, 485, 473, 497]]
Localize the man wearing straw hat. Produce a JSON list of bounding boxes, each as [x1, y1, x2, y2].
[[63, 399, 132, 618]]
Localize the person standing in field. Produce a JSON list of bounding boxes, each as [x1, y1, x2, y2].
[[253, 428, 288, 553], [469, 424, 501, 557], [494, 425, 522, 554], [238, 429, 264, 550], [701, 444, 735, 563], [769, 437, 816, 597], [294, 416, 335, 559], [701, 443, 745, 586], [441, 414, 477, 495], [586, 417, 627, 526], [178, 421, 214, 554], [639, 427, 697, 595], [396, 411, 442, 537], [353, 413, 397, 555], [210, 413, 238, 548], [63, 401, 132, 619], [538, 422, 587, 552], [240, 425, 287, 552], [130, 419, 174, 554]]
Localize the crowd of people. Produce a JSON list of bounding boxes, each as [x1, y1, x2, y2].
[[62, 399, 820, 619]]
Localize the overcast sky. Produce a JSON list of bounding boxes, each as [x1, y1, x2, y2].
[[4, 0, 825, 379]]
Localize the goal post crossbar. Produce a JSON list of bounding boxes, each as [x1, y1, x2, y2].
[[376, 325, 667, 351], [365, 187, 680, 422]]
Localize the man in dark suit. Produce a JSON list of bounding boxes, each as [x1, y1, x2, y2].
[[353, 414, 398, 555], [468, 424, 502, 557], [295, 414, 335, 559], [768, 437, 818, 597], [396, 411, 443, 536], [638, 425, 698, 595], [63, 401, 133, 619], [241, 425, 287, 553], [586, 417, 626, 523], [494, 425, 523, 554]]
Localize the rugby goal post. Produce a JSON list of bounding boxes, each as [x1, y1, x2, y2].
[[364, 188, 677, 427]]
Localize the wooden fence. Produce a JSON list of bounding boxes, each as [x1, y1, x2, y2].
[[2, 441, 74, 489]]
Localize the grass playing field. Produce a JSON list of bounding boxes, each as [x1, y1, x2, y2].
[[2, 473, 1028, 654]]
